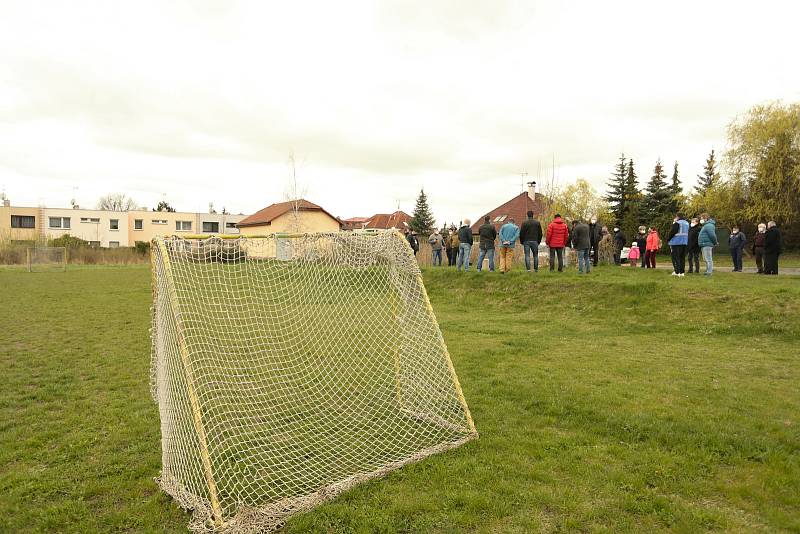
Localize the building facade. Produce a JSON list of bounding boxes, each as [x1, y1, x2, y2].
[[1, 200, 245, 247]]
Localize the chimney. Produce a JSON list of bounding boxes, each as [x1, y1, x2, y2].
[[527, 181, 537, 199], [2, 199, 9, 207]]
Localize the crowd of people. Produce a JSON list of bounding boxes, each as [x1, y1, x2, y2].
[[405, 211, 786, 275]]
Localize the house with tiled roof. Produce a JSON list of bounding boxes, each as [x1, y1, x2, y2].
[[340, 216, 370, 231], [470, 182, 548, 234], [364, 210, 412, 231], [237, 199, 341, 235]]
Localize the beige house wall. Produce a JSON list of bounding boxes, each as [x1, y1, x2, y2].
[[0, 205, 40, 242], [43, 208, 130, 247], [127, 211, 245, 244], [239, 210, 341, 236]]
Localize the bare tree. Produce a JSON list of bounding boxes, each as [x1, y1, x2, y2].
[[283, 152, 308, 233], [97, 193, 138, 211]]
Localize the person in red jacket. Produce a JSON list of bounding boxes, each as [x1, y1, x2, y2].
[[545, 213, 570, 272], [645, 227, 661, 269]]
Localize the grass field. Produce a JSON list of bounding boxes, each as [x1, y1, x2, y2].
[[1, 264, 799, 532]]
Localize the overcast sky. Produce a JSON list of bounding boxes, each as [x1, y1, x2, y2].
[[1, 1, 799, 225]]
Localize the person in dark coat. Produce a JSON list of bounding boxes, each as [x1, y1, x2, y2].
[[635, 225, 648, 268], [589, 216, 602, 266], [687, 218, 701, 274], [728, 225, 746, 272], [612, 226, 625, 265], [571, 219, 591, 274], [752, 223, 767, 274], [456, 219, 473, 272], [764, 221, 783, 275], [519, 210, 543, 272], [406, 230, 419, 256], [477, 215, 497, 272]]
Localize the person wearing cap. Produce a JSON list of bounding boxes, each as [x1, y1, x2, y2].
[[406, 229, 419, 256], [635, 225, 648, 268], [627, 239, 640, 267], [477, 215, 497, 272], [428, 228, 444, 266], [456, 219, 473, 272]]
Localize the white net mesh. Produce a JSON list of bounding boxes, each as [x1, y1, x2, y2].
[[27, 246, 66, 272], [150, 232, 477, 533]]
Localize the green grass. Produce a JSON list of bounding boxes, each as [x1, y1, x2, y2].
[[1, 264, 799, 532]]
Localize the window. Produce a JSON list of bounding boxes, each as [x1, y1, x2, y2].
[[152, 219, 167, 225], [88, 241, 101, 247], [134, 219, 143, 230], [493, 215, 507, 223], [110, 219, 119, 230], [176, 221, 192, 232], [11, 215, 35, 228], [49, 217, 71, 229], [109, 241, 120, 248], [202, 221, 219, 233], [225, 222, 237, 229], [81, 217, 100, 223]]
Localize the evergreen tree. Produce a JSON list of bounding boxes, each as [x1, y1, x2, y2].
[[669, 161, 682, 213], [643, 159, 671, 222], [695, 149, 718, 195], [620, 159, 641, 238], [409, 188, 436, 235], [605, 153, 628, 222]]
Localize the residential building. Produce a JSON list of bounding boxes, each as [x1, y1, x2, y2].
[[237, 199, 341, 235], [363, 210, 412, 231], [128, 210, 245, 245], [470, 182, 548, 235], [1, 199, 245, 247], [341, 216, 369, 231], [0, 202, 40, 242], [43, 207, 130, 248]]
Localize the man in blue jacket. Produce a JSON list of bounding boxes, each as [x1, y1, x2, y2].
[[667, 213, 689, 277], [697, 212, 718, 276], [498, 218, 520, 274]]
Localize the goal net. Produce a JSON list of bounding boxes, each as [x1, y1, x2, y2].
[[27, 246, 66, 272], [150, 232, 477, 533]]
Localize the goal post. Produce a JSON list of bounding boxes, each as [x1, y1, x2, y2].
[[150, 231, 477, 532], [27, 246, 67, 272]]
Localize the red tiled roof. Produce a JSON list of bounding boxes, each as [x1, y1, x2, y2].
[[341, 216, 370, 230], [238, 199, 340, 228], [365, 210, 412, 230], [470, 192, 548, 234]]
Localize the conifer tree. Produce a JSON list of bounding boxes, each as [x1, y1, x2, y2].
[[605, 153, 627, 222], [695, 149, 718, 195], [668, 161, 682, 213], [409, 188, 436, 235], [643, 159, 671, 222], [620, 159, 641, 237]]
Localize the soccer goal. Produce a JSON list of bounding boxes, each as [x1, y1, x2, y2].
[[150, 232, 477, 533], [27, 246, 67, 272]]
